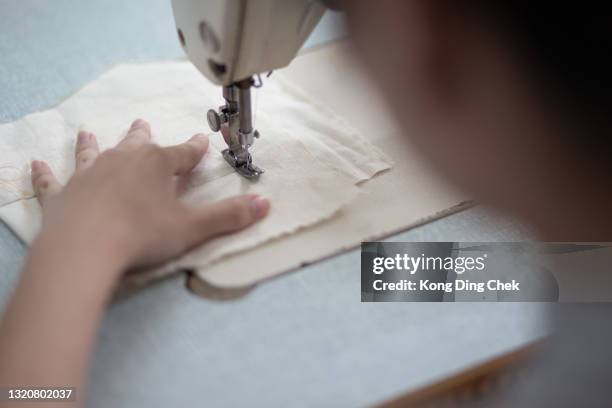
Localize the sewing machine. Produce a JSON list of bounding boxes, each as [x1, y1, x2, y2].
[[171, 0, 327, 178]]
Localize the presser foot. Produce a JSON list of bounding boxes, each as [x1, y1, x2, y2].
[[222, 149, 264, 179]]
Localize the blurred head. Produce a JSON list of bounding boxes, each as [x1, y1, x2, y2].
[[342, 1, 611, 239]]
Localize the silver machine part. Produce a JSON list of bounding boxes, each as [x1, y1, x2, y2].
[[206, 77, 263, 179], [172, 0, 328, 180]]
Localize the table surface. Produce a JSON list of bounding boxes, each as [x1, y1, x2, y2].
[[0, 1, 549, 407]]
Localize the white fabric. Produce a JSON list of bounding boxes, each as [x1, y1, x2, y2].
[[0, 61, 391, 285]]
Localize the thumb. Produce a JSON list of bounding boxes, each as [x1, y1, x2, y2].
[[187, 194, 270, 244]]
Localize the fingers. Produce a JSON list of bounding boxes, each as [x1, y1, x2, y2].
[[164, 134, 209, 175], [114, 119, 208, 176], [188, 194, 270, 244], [75, 130, 99, 172], [116, 118, 151, 151], [31, 160, 62, 205]]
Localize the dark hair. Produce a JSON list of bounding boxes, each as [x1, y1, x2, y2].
[[474, 3, 611, 122]]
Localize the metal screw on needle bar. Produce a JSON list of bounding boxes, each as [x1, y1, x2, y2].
[[207, 109, 222, 132]]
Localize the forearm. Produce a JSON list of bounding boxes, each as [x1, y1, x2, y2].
[[0, 232, 124, 404]]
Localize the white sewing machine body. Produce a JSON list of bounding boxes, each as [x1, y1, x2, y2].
[[171, 0, 325, 178], [171, 0, 325, 85]]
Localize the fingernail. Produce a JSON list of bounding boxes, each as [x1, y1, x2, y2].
[[31, 160, 41, 172], [250, 195, 270, 219], [131, 118, 147, 129], [77, 131, 89, 144]]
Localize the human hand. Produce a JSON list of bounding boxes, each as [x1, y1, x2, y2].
[[30, 119, 270, 279]]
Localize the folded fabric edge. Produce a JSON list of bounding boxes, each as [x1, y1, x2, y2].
[[274, 74, 395, 173], [119, 182, 359, 290], [0, 196, 40, 245], [200, 200, 476, 290]]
